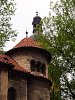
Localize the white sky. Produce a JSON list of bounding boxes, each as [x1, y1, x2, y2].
[[4, 0, 56, 51]]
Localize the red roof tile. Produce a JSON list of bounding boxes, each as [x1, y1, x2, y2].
[[0, 54, 50, 80], [0, 54, 16, 65], [0, 54, 28, 73], [14, 38, 40, 49], [6, 37, 51, 63]]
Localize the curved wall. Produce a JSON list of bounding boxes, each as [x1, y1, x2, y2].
[[11, 49, 49, 78], [27, 77, 50, 100]]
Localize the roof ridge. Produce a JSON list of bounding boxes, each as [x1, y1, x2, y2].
[[14, 37, 40, 49]]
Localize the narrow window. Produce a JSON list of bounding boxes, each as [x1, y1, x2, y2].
[[30, 60, 36, 71], [8, 87, 16, 100], [37, 61, 41, 72], [41, 63, 46, 75]]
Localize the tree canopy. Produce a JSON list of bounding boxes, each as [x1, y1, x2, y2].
[[35, 0, 75, 99], [0, 0, 17, 50]]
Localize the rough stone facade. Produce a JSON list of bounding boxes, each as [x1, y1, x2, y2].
[[11, 49, 49, 78], [8, 77, 27, 100], [27, 77, 50, 100], [0, 66, 8, 100], [0, 13, 52, 100], [0, 47, 52, 100], [8, 48, 51, 100]]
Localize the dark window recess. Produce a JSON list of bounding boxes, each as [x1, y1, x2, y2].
[[8, 87, 16, 100], [30, 60, 46, 75], [30, 60, 36, 71], [37, 61, 41, 72], [41, 63, 46, 75]]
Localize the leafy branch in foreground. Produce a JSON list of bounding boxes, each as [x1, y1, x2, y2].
[[35, 0, 75, 99], [0, 0, 17, 50]]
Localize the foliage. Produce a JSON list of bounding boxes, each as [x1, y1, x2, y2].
[[0, 0, 17, 50], [35, 34, 62, 100], [35, 0, 75, 99]]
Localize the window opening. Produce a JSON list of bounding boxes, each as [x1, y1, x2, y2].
[[30, 60, 36, 71], [41, 63, 46, 75], [37, 61, 41, 72], [30, 60, 46, 75], [8, 87, 16, 100]]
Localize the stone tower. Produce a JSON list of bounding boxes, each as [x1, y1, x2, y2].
[[32, 12, 42, 34], [0, 13, 52, 100]]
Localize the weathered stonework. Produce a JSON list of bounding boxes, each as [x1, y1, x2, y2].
[[0, 13, 52, 100], [27, 77, 50, 100], [0, 47, 52, 100], [0, 65, 8, 100], [11, 49, 49, 78], [8, 79, 27, 100]]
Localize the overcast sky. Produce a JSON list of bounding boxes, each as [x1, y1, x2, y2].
[[4, 0, 57, 51]]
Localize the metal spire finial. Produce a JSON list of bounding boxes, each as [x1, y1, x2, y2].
[[26, 28, 28, 38]]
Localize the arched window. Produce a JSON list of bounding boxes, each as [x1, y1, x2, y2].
[[8, 87, 16, 100], [30, 60, 46, 75], [30, 60, 36, 71], [41, 63, 46, 75], [37, 61, 41, 72]]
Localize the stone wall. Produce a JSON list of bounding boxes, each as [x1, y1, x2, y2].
[[0, 67, 8, 100], [11, 49, 48, 78], [8, 78, 27, 100], [27, 77, 50, 100]]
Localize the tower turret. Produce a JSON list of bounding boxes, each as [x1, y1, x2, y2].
[[3, 13, 52, 100], [32, 12, 42, 34]]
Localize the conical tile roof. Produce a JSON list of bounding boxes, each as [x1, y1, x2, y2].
[[6, 37, 51, 63], [14, 37, 40, 49]]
